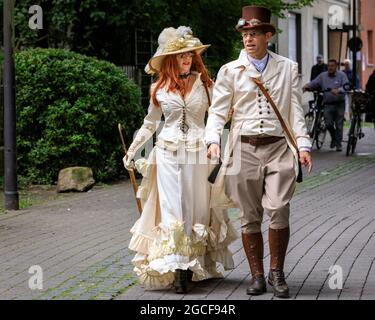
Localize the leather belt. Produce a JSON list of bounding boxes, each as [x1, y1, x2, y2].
[[240, 135, 284, 146]]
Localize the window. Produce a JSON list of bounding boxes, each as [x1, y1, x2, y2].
[[288, 12, 302, 72], [313, 18, 323, 64], [368, 30, 374, 65]]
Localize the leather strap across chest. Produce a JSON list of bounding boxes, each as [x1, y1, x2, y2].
[[251, 77, 299, 154]]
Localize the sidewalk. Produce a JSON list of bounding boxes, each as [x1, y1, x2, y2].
[[0, 127, 374, 300]]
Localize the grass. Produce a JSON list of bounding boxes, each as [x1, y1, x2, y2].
[[35, 248, 137, 300], [344, 120, 374, 129], [0, 185, 67, 214], [0, 182, 115, 214]]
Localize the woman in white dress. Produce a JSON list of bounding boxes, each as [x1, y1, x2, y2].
[[124, 26, 236, 293]]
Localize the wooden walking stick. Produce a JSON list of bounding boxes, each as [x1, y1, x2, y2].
[[118, 123, 143, 215]]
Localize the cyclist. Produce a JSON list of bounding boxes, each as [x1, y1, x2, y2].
[[309, 55, 327, 108], [311, 54, 327, 81], [303, 59, 350, 152]]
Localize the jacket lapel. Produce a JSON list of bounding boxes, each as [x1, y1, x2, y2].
[[262, 50, 282, 83], [234, 49, 284, 81], [246, 62, 261, 79], [234, 50, 261, 78]]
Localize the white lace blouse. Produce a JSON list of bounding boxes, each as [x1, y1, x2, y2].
[[128, 72, 212, 153]]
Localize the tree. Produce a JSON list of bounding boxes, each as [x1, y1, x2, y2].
[[2, 0, 315, 70], [15, 48, 144, 184]]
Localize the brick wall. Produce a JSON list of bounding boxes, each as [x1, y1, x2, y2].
[[360, 0, 375, 88]]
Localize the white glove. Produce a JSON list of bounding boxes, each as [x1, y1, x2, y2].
[[126, 126, 154, 161], [123, 152, 135, 171], [123, 101, 161, 171]]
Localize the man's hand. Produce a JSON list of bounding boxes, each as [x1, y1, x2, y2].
[[302, 85, 310, 93], [299, 151, 313, 174], [331, 88, 340, 96], [207, 143, 221, 161]]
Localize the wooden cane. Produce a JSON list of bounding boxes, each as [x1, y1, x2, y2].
[[118, 123, 143, 215]]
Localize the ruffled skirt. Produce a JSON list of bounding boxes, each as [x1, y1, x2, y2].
[[128, 145, 237, 290]]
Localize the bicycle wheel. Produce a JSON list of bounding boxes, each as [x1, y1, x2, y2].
[[346, 117, 357, 156], [351, 136, 358, 154], [305, 112, 316, 138], [315, 116, 326, 149], [346, 136, 352, 156], [351, 119, 362, 154], [316, 129, 327, 150]]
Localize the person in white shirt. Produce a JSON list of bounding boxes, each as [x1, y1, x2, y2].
[[123, 26, 236, 294], [205, 6, 313, 298]]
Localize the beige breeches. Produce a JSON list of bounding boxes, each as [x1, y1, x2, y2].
[[224, 138, 296, 234]]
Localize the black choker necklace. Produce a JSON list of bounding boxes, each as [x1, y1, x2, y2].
[[179, 73, 191, 79]]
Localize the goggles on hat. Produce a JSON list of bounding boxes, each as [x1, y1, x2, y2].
[[237, 18, 262, 27]]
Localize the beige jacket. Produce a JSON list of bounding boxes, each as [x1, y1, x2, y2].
[[205, 49, 311, 149], [204, 50, 312, 208]]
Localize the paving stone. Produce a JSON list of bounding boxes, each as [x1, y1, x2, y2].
[[1, 128, 375, 300]]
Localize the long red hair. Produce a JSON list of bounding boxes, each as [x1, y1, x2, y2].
[[151, 53, 213, 107]]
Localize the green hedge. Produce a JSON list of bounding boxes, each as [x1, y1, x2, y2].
[[15, 48, 144, 184]]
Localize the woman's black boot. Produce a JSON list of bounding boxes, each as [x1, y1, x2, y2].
[[187, 269, 194, 282], [174, 269, 188, 294]]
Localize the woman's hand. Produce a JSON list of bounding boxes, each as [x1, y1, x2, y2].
[[123, 151, 135, 170]]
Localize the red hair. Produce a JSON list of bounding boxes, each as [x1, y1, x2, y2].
[[151, 53, 213, 107]]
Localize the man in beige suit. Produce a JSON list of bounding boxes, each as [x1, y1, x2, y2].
[[205, 6, 312, 298]]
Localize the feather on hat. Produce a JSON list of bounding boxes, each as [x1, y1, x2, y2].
[[145, 26, 210, 75]]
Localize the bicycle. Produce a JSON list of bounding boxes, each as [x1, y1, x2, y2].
[[304, 89, 328, 149], [345, 89, 372, 156]]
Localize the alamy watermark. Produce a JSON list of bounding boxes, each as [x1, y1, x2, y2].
[[28, 265, 43, 290], [328, 5, 344, 30], [28, 5, 43, 30], [328, 265, 343, 290]]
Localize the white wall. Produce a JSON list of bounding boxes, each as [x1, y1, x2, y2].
[[274, 0, 351, 107]]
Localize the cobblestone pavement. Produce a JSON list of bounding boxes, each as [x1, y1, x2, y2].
[[0, 127, 374, 300]]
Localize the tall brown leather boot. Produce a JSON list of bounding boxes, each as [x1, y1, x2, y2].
[[242, 232, 267, 295], [268, 227, 290, 298]]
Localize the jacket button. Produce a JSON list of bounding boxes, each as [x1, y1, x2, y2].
[[259, 112, 262, 114], [261, 120, 264, 124], [260, 125, 263, 128], [267, 111, 271, 114]]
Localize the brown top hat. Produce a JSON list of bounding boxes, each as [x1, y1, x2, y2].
[[236, 6, 276, 34]]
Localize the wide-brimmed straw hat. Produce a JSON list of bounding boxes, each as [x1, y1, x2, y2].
[[235, 6, 276, 35], [145, 26, 210, 75]]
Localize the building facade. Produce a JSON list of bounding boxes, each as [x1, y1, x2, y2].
[[272, 0, 352, 105], [359, 0, 375, 89]]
